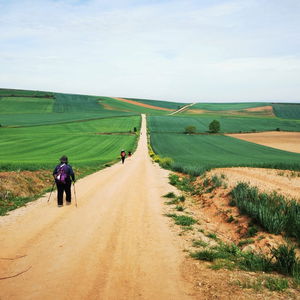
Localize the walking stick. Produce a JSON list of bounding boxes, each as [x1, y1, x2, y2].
[[47, 182, 56, 203], [73, 182, 78, 208]]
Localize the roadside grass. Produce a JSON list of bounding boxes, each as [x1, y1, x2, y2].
[[191, 242, 300, 284], [234, 276, 289, 292], [164, 170, 300, 289], [231, 183, 300, 242], [192, 240, 209, 248], [163, 192, 176, 198], [165, 213, 197, 227], [0, 190, 47, 216]]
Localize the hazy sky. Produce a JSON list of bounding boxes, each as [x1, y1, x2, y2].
[[0, 0, 299, 102]]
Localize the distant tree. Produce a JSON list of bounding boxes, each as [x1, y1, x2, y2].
[[184, 125, 196, 134], [209, 120, 220, 133]]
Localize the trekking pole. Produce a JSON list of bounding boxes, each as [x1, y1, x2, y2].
[[47, 182, 56, 203], [73, 182, 78, 208]]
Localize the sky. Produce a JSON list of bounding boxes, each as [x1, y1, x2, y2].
[[0, 0, 299, 102]]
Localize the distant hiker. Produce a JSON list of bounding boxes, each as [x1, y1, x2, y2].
[[128, 151, 132, 157], [53, 155, 75, 207], [120, 150, 126, 164]]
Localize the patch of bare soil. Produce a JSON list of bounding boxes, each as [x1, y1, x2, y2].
[[0, 170, 52, 198], [162, 170, 300, 299], [227, 131, 300, 154], [186, 109, 208, 114], [186, 107, 274, 117], [243, 105, 274, 115], [99, 100, 131, 112], [113, 97, 174, 111]]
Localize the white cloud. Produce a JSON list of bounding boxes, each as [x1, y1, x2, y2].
[[0, 0, 299, 101]]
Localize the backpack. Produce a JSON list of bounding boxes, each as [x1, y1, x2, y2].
[[55, 163, 68, 183]]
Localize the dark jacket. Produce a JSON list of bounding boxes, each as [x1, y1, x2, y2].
[[53, 163, 75, 183]]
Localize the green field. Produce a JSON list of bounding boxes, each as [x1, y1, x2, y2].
[[125, 97, 188, 110], [0, 88, 53, 98], [0, 92, 137, 127], [99, 97, 170, 115], [150, 133, 300, 175], [272, 104, 300, 119], [0, 116, 140, 171], [191, 102, 269, 111], [148, 115, 300, 133], [2, 88, 300, 176], [0, 90, 177, 127]]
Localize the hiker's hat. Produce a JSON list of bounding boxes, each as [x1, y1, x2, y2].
[[60, 155, 68, 163]]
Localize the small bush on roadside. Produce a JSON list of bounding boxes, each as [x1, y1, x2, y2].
[[166, 213, 197, 226], [163, 192, 176, 198], [159, 157, 174, 168], [176, 205, 185, 212]]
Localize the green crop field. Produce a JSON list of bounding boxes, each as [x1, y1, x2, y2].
[[0, 88, 53, 98], [148, 115, 300, 133], [0, 89, 178, 127], [150, 133, 300, 175], [191, 102, 269, 111], [99, 97, 170, 115], [0, 116, 140, 171], [272, 104, 300, 119], [125, 97, 188, 110]]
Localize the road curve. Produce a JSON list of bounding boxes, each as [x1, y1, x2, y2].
[[0, 115, 193, 300]]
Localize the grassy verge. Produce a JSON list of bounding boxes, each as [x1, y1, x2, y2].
[[231, 182, 300, 242], [0, 159, 119, 216], [191, 242, 300, 286], [164, 171, 300, 291]]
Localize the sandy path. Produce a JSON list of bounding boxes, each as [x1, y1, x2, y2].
[[0, 115, 192, 300], [227, 131, 300, 154]]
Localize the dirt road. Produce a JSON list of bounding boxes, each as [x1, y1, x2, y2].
[[0, 115, 192, 300]]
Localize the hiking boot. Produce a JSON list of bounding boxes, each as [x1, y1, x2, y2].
[[58, 204, 63, 207]]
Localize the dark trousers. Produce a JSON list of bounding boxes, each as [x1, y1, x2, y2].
[[121, 157, 125, 164], [56, 181, 72, 205]]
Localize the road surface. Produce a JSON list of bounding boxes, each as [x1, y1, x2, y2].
[[0, 114, 193, 300]]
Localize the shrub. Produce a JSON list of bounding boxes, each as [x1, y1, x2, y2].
[[184, 125, 196, 134], [176, 205, 185, 211], [166, 213, 197, 226], [209, 120, 220, 133], [163, 192, 176, 198], [159, 157, 174, 168]]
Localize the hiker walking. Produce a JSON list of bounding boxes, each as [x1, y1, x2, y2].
[[128, 151, 132, 157], [120, 150, 126, 164], [53, 155, 75, 207]]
